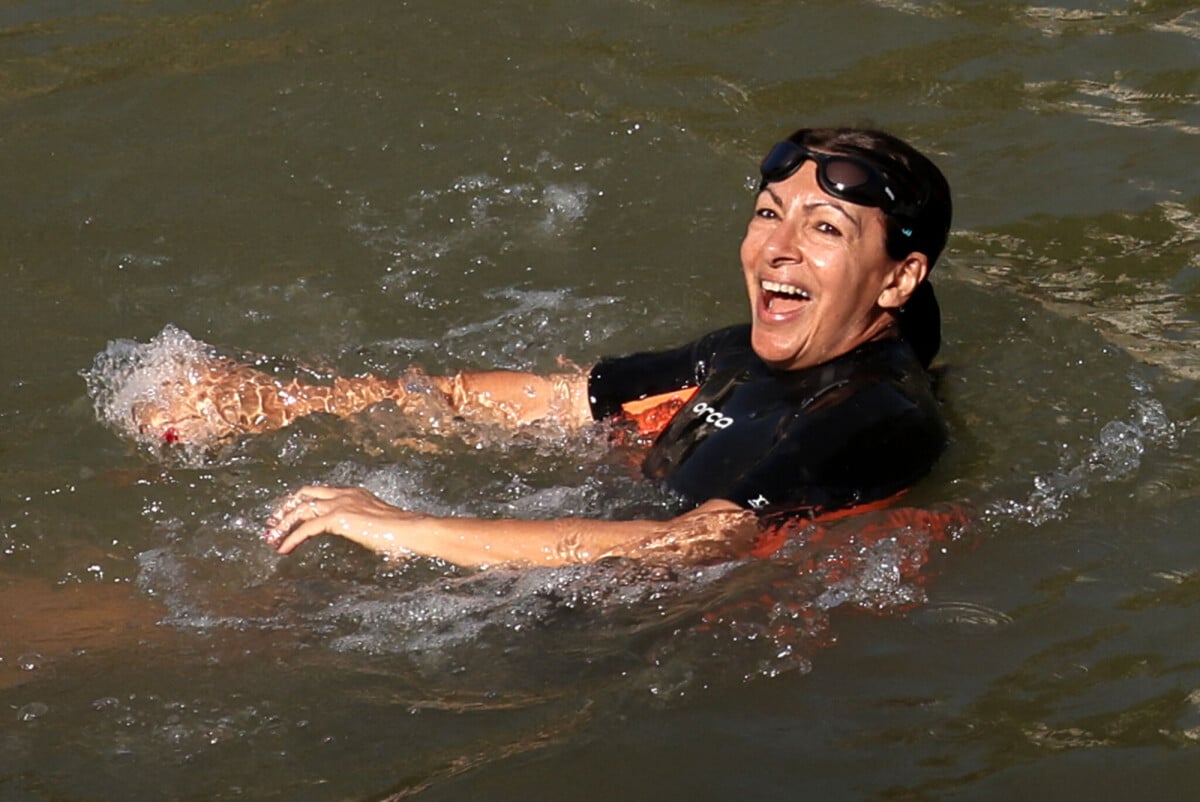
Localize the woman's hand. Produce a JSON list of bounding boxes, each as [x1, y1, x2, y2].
[[130, 356, 418, 448], [130, 358, 295, 446], [265, 485, 426, 557]]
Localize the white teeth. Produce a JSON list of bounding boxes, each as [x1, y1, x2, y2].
[[761, 280, 810, 299]]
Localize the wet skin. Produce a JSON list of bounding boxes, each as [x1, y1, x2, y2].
[[741, 161, 929, 371], [260, 168, 932, 567], [125, 161, 933, 568]]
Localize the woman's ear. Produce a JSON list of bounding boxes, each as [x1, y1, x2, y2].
[[877, 253, 930, 310]]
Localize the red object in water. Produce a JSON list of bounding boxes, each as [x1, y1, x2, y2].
[[162, 427, 181, 443]]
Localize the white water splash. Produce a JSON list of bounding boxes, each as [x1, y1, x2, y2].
[[82, 325, 219, 450], [987, 377, 1184, 526]]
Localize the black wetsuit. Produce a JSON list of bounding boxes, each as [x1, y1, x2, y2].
[[588, 324, 946, 515]]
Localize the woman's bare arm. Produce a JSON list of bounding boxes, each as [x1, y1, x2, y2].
[[424, 370, 593, 429], [265, 487, 757, 568], [132, 358, 593, 446]]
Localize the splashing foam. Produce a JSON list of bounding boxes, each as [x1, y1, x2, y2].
[[94, 330, 972, 690], [132, 494, 969, 692], [82, 325, 223, 455], [988, 376, 1183, 526]]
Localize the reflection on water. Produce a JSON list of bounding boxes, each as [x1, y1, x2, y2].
[[959, 200, 1200, 380], [2, 0, 1199, 798]]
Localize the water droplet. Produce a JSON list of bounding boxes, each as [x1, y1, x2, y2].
[[18, 702, 49, 722], [17, 653, 44, 671], [92, 696, 122, 711]]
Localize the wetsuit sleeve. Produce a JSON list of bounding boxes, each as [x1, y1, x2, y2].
[[586, 326, 745, 420], [721, 382, 946, 514]]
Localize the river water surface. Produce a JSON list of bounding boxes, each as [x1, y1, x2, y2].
[[2, 1, 1199, 800]]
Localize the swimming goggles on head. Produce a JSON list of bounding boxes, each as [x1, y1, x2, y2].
[[757, 140, 922, 221]]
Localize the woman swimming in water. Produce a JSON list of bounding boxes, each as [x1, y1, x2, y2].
[[134, 127, 954, 568]]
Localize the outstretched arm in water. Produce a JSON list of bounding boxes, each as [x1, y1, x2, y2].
[[265, 487, 756, 568], [133, 357, 594, 446]]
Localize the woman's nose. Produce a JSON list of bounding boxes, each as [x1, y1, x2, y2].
[[763, 224, 803, 267]]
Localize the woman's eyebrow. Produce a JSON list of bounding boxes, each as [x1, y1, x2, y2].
[[803, 199, 863, 232], [757, 186, 784, 206]]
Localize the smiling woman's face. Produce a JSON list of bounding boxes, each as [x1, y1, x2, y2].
[[740, 161, 922, 371]]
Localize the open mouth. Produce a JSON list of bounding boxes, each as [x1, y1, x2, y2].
[[760, 279, 811, 316]]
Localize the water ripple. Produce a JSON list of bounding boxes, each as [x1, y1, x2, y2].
[[1024, 79, 1200, 135], [915, 600, 1015, 631]]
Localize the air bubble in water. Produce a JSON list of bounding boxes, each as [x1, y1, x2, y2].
[[17, 653, 44, 672]]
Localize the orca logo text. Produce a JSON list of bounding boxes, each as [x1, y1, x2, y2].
[[692, 401, 733, 430]]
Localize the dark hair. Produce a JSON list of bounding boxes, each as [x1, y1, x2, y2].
[[764, 128, 952, 367]]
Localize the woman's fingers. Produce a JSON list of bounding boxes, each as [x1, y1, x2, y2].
[[273, 517, 330, 555], [264, 486, 413, 555], [264, 487, 330, 545]]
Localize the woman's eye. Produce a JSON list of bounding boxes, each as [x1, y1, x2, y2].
[[815, 221, 842, 236], [754, 207, 777, 219]]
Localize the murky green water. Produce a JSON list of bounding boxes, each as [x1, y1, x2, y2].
[[2, 0, 1198, 799]]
